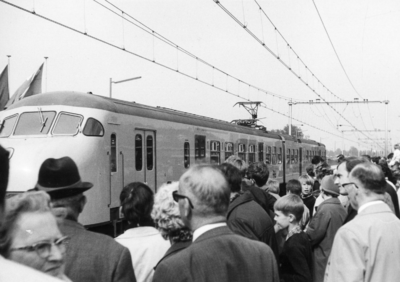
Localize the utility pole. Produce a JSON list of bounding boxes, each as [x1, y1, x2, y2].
[[289, 99, 293, 136], [384, 100, 389, 156]]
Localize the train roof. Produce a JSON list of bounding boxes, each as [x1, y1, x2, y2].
[[6, 91, 325, 146]]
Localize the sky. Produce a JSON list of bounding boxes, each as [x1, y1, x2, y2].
[[1, 0, 400, 155]]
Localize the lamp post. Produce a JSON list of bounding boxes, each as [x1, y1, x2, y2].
[[109, 76, 141, 98]]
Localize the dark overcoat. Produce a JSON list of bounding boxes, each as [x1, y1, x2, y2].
[[153, 226, 279, 282], [59, 219, 136, 282], [306, 197, 346, 282], [227, 191, 279, 261]]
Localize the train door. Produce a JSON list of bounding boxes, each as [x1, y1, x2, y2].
[[109, 133, 123, 208], [299, 147, 303, 175], [134, 130, 156, 190]]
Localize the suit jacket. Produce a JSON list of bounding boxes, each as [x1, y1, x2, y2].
[[306, 198, 346, 282], [153, 226, 279, 282], [154, 240, 192, 270], [280, 232, 313, 282], [325, 202, 400, 282], [58, 219, 136, 282], [227, 191, 279, 261]]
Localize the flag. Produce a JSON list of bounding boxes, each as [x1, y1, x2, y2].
[[23, 63, 43, 99], [0, 65, 9, 111], [4, 63, 44, 109], [4, 74, 33, 109]]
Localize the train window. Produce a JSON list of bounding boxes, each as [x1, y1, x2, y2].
[[53, 113, 83, 135], [248, 144, 255, 163], [14, 111, 56, 136], [147, 135, 153, 170], [195, 135, 206, 160], [83, 118, 104, 136], [225, 142, 234, 160], [0, 114, 18, 137], [291, 149, 295, 163], [258, 143, 264, 162], [238, 143, 246, 161], [110, 134, 117, 172], [272, 147, 277, 165], [295, 149, 298, 163], [287, 149, 291, 164], [210, 141, 221, 165], [266, 146, 271, 164], [135, 134, 143, 171], [184, 142, 190, 168], [278, 148, 282, 164]]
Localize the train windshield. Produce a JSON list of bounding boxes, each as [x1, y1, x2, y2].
[[14, 111, 56, 135], [53, 113, 83, 135], [0, 114, 18, 137]]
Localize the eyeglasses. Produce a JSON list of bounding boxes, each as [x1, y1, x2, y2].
[[341, 182, 359, 189], [10, 236, 70, 259], [172, 191, 194, 209]]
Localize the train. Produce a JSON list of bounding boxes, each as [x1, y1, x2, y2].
[[0, 91, 325, 235]]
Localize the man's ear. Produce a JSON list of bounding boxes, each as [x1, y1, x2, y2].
[[288, 213, 296, 223], [79, 195, 87, 213], [182, 198, 192, 219]]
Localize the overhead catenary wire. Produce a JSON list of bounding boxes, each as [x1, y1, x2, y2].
[[213, 0, 384, 150], [99, 0, 296, 102], [311, 0, 375, 134], [0, 0, 366, 146], [311, 0, 363, 100]]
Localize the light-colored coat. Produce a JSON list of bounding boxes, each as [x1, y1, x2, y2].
[[325, 202, 400, 282]]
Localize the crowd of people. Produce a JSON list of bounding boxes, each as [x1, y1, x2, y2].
[[1, 143, 400, 282]]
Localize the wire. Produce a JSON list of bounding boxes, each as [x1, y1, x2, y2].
[[311, 0, 363, 99], [99, 0, 297, 102], [213, 0, 384, 150], [0, 0, 378, 148]]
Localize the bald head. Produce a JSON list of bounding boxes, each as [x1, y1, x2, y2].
[[349, 162, 386, 195], [179, 165, 230, 217]]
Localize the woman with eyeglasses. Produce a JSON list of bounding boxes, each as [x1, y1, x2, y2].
[[152, 182, 193, 269], [0, 191, 71, 281], [115, 182, 170, 282]]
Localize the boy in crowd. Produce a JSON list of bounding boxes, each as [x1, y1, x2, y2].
[[299, 175, 316, 218], [286, 179, 310, 230], [274, 194, 313, 282]]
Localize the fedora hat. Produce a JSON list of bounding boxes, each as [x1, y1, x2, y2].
[[320, 175, 340, 196], [34, 157, 93, 200]]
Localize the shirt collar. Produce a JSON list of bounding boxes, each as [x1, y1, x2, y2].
[[358, 200, 382, 214], [286, 225, 302, 241], [192, 222, 227, 242]]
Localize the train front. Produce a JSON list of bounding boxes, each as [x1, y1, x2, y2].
[[0, 91, 113, 226]]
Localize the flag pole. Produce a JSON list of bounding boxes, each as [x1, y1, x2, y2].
[[44, 57, 48, 93], [7, 55, 11, 97]]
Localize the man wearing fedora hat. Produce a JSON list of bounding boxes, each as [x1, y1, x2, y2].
[[305, 175, 346, 282], [34, 157, 136, 282]]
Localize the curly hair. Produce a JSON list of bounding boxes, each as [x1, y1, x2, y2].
[[151, 182, 192, 243], [0, 191, 51, 257]]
